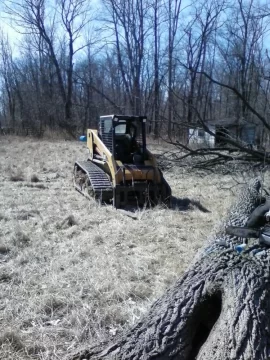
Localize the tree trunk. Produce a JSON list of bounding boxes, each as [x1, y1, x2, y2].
[[70, 178, 270, 360], [153, 0, 160, 139]]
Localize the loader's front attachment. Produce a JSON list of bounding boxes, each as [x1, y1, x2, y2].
[[113, 180, 171, 209]]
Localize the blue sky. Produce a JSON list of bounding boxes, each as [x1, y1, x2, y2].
[[0, 0, 102, 51], [0, 1, 22, 49]]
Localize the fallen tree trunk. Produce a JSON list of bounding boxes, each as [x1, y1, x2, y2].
[[69, 179, 270, 360]]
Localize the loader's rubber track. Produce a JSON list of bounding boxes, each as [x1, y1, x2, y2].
[[74, 161, 113, 202]]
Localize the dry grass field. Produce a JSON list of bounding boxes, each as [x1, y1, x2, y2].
[[0, 136, 267, 359]]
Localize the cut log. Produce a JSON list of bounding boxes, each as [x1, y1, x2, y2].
[[69, 178, 270, 360]]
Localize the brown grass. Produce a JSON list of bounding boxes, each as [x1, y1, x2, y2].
[[12, 231, 31, 247], [0, 136, 268, 359], [0, 331, 25, 351]]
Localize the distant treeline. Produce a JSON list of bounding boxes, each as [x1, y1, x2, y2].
[[0, 0, 270, 143]]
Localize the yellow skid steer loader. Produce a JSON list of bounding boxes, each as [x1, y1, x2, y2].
[[74, 115, 171, 208]]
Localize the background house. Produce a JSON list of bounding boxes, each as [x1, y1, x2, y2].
[[188, 119, 258, 148], [188, 125, 216, 148]]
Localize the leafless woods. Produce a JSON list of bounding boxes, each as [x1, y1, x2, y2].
[[0, 0, 270, 155]]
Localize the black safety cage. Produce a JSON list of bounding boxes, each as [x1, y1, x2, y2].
[[99, 115, 147, 158]]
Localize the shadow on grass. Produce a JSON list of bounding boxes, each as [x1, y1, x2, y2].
[[120, 197, 211, 218], [171, 196, 211, 213]]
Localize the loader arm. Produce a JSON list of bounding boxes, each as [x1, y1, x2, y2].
[[87, 129, 118, 187]]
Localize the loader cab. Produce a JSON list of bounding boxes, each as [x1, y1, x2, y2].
[[99, 115, 147, 164]]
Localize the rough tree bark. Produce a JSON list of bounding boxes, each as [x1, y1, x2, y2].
[[69, 179, 270, 360]]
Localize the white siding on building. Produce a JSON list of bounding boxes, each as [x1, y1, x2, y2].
[[188, 126, 216, 148]]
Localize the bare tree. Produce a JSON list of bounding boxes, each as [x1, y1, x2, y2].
[[4, 0, 93, 132], [0, 31, 16, 129], [1, 0, 270, 146], [102, 0, 149, 115], [165, 0, 183, 137], [216, 0, 267, 132], [152, 0, 161, 137], [182, 0, 225, 124]]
